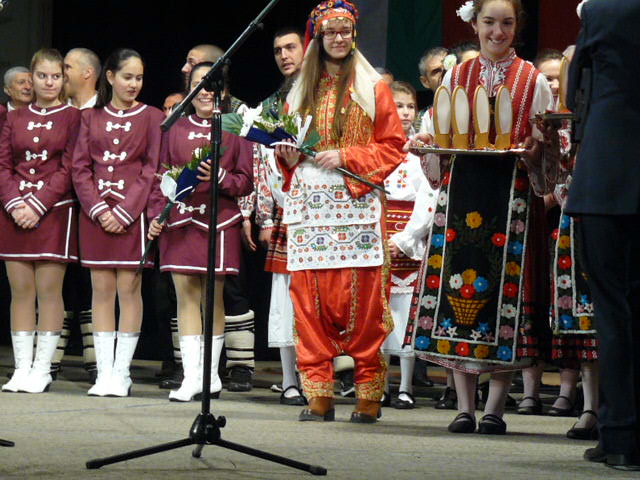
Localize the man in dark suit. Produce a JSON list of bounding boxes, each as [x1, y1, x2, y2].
[[566, 0, 640, 471]]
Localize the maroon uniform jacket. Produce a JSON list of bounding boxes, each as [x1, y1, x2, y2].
[[0, 103, 80, 216], [149, 114, 254, 232], [72, 102, 164, 227]]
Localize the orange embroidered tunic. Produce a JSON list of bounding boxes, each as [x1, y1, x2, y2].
[[279, 74, 405, 271]]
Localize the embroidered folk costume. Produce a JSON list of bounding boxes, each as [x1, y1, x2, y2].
[[0, 103, 81, 262], [549, 131, 598, 367], [152, 116, 253, 276], [407, 51, 555, 374], [382, 154, 436, 357], [72, 102, 164, 268], [278, 1, 406, 412]]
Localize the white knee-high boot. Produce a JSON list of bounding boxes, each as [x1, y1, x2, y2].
[[202, 334, 225, 396], [21, 331, 61, 393], [105, 331, 139, 397], [88, 331, 116, 396], [169, 335, 202, 402], [2, 331, 35, 393]]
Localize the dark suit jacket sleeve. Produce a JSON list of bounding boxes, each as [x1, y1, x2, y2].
[[567, 4, 592, 112]]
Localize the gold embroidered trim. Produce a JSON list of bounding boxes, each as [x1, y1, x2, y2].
[[300, 371, 335, 399], [354, 352, 387, 401]]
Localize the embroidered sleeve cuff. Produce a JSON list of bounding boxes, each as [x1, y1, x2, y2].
[[24, 195, 47, 217], [259, 219, 274, 229], [112, 205, 134, 227], [5, 196, 24, 213], [89, 201, 109, 221]]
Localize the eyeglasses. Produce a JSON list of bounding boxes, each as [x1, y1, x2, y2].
[[322, 29, 353, 39]]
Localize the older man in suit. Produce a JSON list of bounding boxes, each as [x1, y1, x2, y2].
[[566, 0, 640, 471]]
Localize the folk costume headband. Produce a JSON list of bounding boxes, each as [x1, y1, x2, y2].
[[304, 0, 360, 51]]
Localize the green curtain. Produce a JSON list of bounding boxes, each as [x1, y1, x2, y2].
[[386, 0, 442, 91]]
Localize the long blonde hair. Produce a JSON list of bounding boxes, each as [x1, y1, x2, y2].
[[297, 37, 356, 141]]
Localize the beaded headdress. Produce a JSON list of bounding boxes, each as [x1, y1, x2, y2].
[[304, 0, 360, 51]]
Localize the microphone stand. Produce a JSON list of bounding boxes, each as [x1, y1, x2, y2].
[[85, 0, 326, 475]]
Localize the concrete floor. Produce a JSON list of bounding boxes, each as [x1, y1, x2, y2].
[[0, 349, 629, 480]]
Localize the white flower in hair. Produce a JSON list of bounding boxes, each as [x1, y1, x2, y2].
[[576, 0, 590, 18], [456, 0, 475, 23], [443, 54, 457, 71]]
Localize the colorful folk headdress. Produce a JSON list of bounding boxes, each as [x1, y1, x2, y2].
[[304, 0, 360, 50]]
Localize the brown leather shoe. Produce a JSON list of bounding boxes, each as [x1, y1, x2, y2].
[[299, 396, 335, 421], [350, 398, 382, 423]]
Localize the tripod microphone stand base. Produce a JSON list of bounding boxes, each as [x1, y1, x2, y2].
[[86, 412, 327, 475]]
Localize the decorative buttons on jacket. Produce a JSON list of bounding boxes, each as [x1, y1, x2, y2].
[[98, 179, 125, 190], [19, 180, 44, 190], [178, 203, 207, 215], [27, 121, 53, 130], [188, 131, 210, 141], [25, 150, 48, 162], [103, 151, 127, 162], [106, 121, 132, 132]]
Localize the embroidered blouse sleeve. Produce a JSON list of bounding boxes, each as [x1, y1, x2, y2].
[[390, 178, 438, 261], [254, 146, 275, 229], [341, 80, 406, 198]]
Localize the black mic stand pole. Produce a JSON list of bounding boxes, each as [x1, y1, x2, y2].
[[86, 0, 326, 474]]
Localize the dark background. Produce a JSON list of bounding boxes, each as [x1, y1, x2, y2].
[[51, 0, 319, 108]]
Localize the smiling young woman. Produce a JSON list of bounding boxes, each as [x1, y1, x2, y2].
[[71, 48, 164, 398], [146, 62, 253, 402], [410, 0, 557, 435]]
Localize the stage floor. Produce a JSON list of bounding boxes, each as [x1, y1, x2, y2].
[[0, 347, 610, 480]]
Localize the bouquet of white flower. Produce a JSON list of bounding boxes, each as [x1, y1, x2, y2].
[[138, 144, 220, 269]]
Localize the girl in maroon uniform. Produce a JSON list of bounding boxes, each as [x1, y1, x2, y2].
[[72, 48, 164, 397], [148, 62, 253, 401], [0, 49, 80, 394]]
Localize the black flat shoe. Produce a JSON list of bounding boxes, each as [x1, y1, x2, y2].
[[435, 387, 457, 410], [517, 396, 543, 415], [299, 408, 335, 422], [350, 409, 382, 424], [159, 366, 184, 390], [391, 391, 416, 410], [567, 410, 599, 440], [447, 412, 476, 433], [280, 386, 307, 406], [412, 359, 433, 387], [478, 414, 507, 435], [584, 444, 606, 463], [548, 395, 575, 417], [381, 392, 391, 407]]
